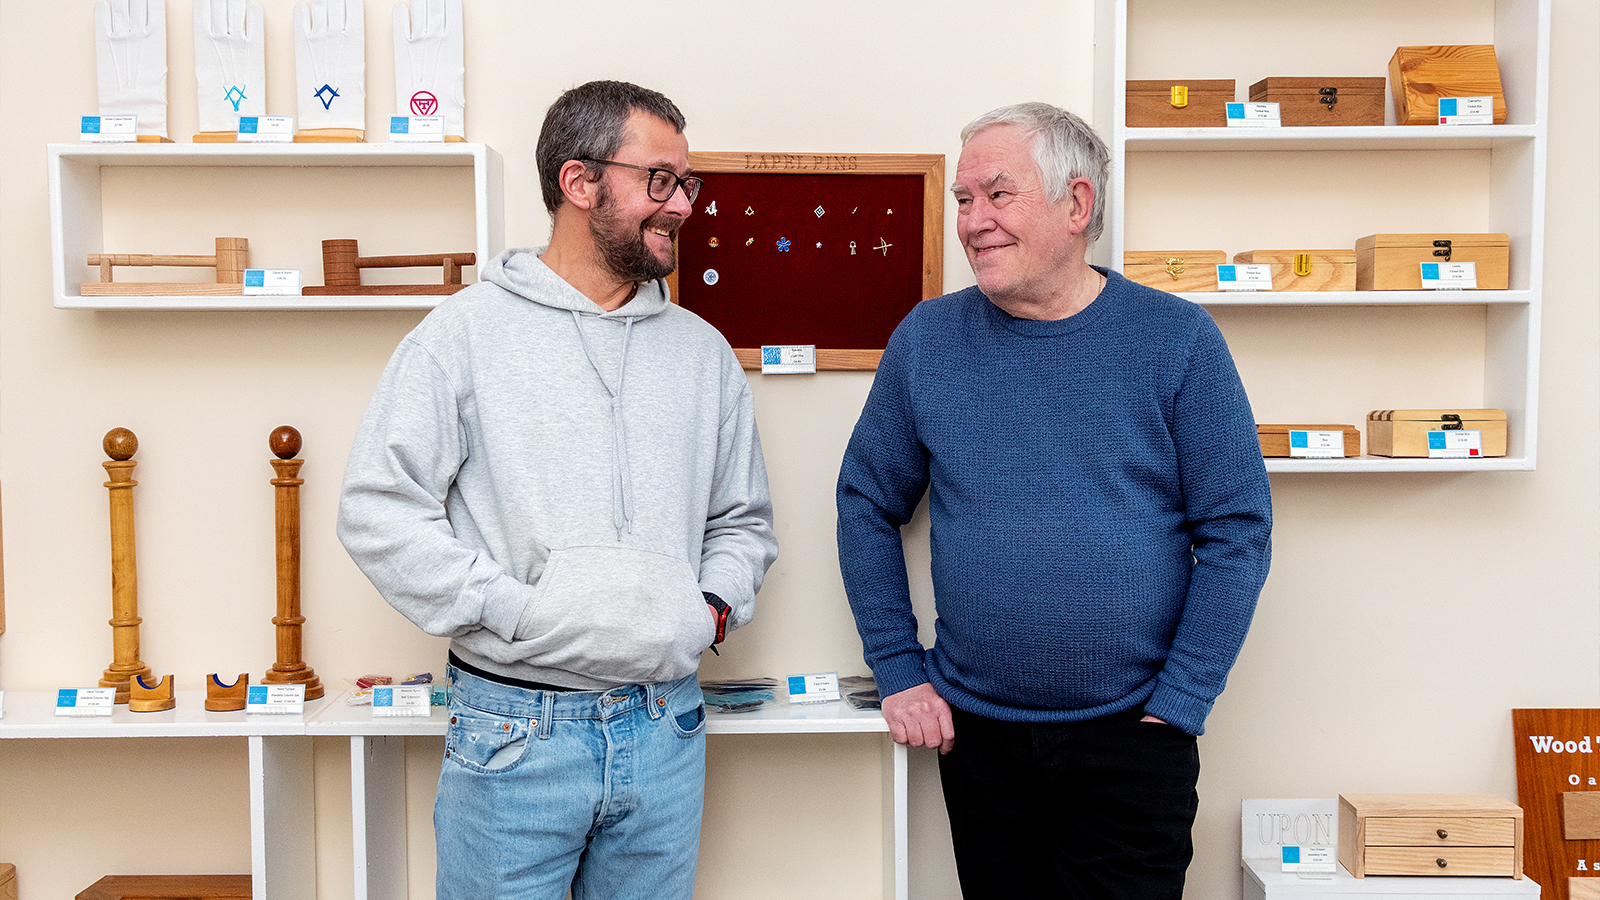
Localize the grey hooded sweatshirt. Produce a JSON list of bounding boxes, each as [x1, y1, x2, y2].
[[337, 248, 778, 689]]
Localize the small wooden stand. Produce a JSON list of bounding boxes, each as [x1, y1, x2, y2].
[[100, 428, 152, 704], [301, 238, 475, 295], [84, 237, 249, 296], [128, 674, 175, 712], [76, 874, 251, 900], [293, 127, 364, 143], [260, 426, 322, 700], [205, 673, 250, 711]]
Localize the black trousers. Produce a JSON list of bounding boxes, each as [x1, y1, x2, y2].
[[937, 706, 1201, 900]]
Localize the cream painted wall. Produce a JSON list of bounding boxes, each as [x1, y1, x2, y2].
[[0, 2, 1594, 900]]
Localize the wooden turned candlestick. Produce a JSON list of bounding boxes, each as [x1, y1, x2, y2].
[[260, 425, 323, 700], [100, 427, 152, 703]]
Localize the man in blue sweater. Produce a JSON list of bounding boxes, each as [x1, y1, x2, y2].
[[836, 102, 1272, 899]]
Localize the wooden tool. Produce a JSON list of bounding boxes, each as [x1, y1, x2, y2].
[[301, 238, 475, 295], [99, 428, 152, 704], [206, 673, 250, 711], [83, 237, 249, 296], [128, 673, 175, 712], [260, 426, 323, 700]]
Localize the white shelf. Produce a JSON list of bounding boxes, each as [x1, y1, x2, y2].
[[1186, 290, 1533, 308], [0, 688, 327, 737], [1266, 455, 1534, 474], [48, 142, 505, 311], [1124, 124, 1538, 152]]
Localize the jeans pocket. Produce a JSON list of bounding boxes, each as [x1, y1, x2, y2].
[[664, 683, 707, 739], [445, 704, 534, 773]]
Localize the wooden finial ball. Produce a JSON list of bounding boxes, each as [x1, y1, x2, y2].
[[270, 425, 302, 459], [103, 427, 138, 460]]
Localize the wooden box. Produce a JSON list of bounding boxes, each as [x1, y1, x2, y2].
[[1257, 424, 1360, 458], [76, 874, 252, 899], [1123, 250, 1225, 292], [1367, 409, 1507, 458], [1389, 45, 1508, 125], [1248, 77, 1387, 127], [1234, 249, 1357, 292], [1355, 233, 1510, 291], [1339, 794, 1523, 879], [1126, 79, 1234, 127], [1, 864, 14, 900]]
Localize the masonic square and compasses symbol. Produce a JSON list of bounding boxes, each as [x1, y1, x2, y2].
[[314, 84, 340, 110]]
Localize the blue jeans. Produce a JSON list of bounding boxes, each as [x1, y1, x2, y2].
[[435, 664, 707, 900]]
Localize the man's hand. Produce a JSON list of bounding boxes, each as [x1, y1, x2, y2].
[[1140, 714, 1167, 724], [882, 683, 955, 754]]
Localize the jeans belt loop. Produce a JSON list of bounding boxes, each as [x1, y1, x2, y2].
[[644, 680, 665, 721], [537, 691, 555, 740]]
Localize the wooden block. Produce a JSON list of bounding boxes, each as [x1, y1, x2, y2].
[[206, 673, 249, 711], [292, 128, 364, 143], [1233, 250, 1356, 292], [1, 863, 15, 900], [1389, 45, 1508, 125], [1564, 792, 1600, 840], [1248, 77, 1387, 127], [80, 283, 247, 297], [1355, 233, 1510, 291], [1123, 250, 1227, 292], [76, 874, 251, 900], [1572, 878, 1600, 900], [1256, 424, 1360, 458], [1366, 409, 1507, 458], [128, 674, 175, 712], [1126, 79, 1234, 127]]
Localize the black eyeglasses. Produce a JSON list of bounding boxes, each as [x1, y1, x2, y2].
[[579, 158, 703, 204]]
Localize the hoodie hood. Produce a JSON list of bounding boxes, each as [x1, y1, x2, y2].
[[483, 247, 674, 318]]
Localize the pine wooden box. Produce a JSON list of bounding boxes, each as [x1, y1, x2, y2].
[[1126, 79, 1234, 127], [1257, 424, 1360, 458], [1389, 45, 1508, 125], [1339, 794, 1523, 879], [1366, 409, 1507, 458], [1233, 249, 1357, 291], [1248, 77, 1387, 127], [1355, 233, 1509, 291], [1123, 250, 1226, 292]]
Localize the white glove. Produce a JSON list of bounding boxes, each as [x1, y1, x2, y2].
[[393, 0, 465, 138], [95, 0, 169, 137], [193, 0, 265, 133], [294, 0, 365, 132]]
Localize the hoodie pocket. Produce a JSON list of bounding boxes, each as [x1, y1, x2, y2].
[[511, 545, 715, 684]]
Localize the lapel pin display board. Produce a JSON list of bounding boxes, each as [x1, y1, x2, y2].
[[668, 152, 944, 371]]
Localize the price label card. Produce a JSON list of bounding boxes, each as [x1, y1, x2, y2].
[[372, 685, 432, 717], [243, 269, 302, 296], [1226, 102, 1281, 128], [761, 345, 817, 375], [390, 116, 445, 142], [55, 687, 117, 716], [1428, 429, 1484, 458], [0, 689, 7, 719], [1289, 430, 1345, 458], [1281, 845, 1337, 874], [1438, 96, 1495, 125], [787, 672, 841, 705], [1421, 261, 1478, 290], [81, 115, 138, 143], [247, 683, 306, 715], [1216, 264, 1274, 291], [237, 116, 295, 143]]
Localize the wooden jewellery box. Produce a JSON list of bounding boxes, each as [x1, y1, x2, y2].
[[1257, 424, 1360, 458], [1233, 249, 1357, 292], [1247, 77, 1386, 127], [1389, 45, 1508, 125], [1126, 79, 1234, 127], [1366, 409, 1507, 458], [1355, 233, 1510, 291], [1338, 794, 1524, 878], [1123, 250, 1225, 292]]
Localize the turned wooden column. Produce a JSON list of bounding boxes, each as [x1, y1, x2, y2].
[[100, 427, 151, 703], [260, 425, 323, 700]]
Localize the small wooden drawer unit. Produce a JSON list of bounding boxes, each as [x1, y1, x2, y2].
[[1123, 250, 1225, 292], [1339, 794, 1524, 879], [1248, 77, 1387, 127], [1126, 79, 1234, 127]]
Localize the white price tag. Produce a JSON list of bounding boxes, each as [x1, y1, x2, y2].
[[0, 689, 6, 718], [1438, 96, 1495, 125], [1289, 430, 1345, 458], [1226, 102, 1281, 128], [760, 345, 817, 375], [237, 116, 295, 143], [55, 687, 117, 717], [243, 269, 302, 296], [1421, 261, 1477, 290], [372, 685, 432, 717], [787, 672, 841, 705], [1216, 264, 1274, 291], [81, 115, 138, 143], [390, 116, 445, 142], [1281, 845, 1336, 874], [247, 683, 307, 714], [1428, 429, 1484, 458]]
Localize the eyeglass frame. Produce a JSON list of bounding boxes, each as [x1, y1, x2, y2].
[[577, 157, 703, 204]]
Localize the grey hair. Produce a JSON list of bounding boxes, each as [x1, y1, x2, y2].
[[959, 102, 1110, 244], [536, 81, 688, 216]]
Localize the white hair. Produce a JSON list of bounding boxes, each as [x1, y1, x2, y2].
[[959, 102, 1110, 244]]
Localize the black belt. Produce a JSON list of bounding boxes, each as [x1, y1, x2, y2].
[[448, 650, 579, 693]]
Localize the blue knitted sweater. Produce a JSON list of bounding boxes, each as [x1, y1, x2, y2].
[[836, 269, 1272, 736]]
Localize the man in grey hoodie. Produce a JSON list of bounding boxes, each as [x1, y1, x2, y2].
[[337, 81, 778, 900]]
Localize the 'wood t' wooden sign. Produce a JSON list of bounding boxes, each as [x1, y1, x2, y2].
[[1513, 709, 1600, 900]]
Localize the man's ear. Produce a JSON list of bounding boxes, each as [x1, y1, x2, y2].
[[1065, 176, 1096, 237], [559, 159, 601, 211]]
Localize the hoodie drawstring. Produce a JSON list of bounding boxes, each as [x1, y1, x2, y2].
[[571, 310, 636, 537]]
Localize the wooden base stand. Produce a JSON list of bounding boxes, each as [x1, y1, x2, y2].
[[293, 127, 364, 143], [84, 237, 249, 297], [76, 874, 251, 900], [302, 238, 475, 296], [205, 673, 250, 711], [128, 674, 175, 712]]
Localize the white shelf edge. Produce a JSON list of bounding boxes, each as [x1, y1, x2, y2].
[[1122, 125, 1539, 152], [48, 141, 490, 167], [55, 294, 451, 311], [1265, 456, 1534, 474], [1180, 289, 1534, 308]]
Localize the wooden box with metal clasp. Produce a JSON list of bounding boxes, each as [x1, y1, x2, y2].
[[1233, 249, 1357, 292], [1126, 80, 1235, 128], [1366, 409, 1507, 458], [1122, 250, 1226, 292], [1339, 794, 1524, 878], [1247, 77, 1387, 127], [1355, 233, 1510, 291]]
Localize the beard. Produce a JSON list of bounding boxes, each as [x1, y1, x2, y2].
[[588, 181, 678, 282]]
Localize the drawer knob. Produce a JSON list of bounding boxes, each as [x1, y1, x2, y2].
[[1437, 858, 1448, 868], [1437, 828, 1449, 839]]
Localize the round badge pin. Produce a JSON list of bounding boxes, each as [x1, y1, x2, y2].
[[703, 269, 720, 286], [709, 237, 719, 247]]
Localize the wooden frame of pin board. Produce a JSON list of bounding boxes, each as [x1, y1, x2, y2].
[[666, 152, 944, 370]]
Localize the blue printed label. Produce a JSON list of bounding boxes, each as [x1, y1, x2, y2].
[[1439, 98, 1458, 117], [1226, 103, 1244, 119], [1289, 432, 1309, 449], [238, 117, 259, 134], [81, 117, 100, 133], [390, 116, 410, 134], [787, 675, 806, 695], [248, 685, 269, 703], [245, 270, 265, 287], [1217, 265, 1237, 281], [57, 689, 78, 707], [1421, 263, 1440, 280], [1282, 846, 1301, 864]]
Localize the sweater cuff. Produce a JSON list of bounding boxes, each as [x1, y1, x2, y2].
[[1142, 681, 1213, 737], [870, 650, 931, 699], [478, 578, 534, 643]]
